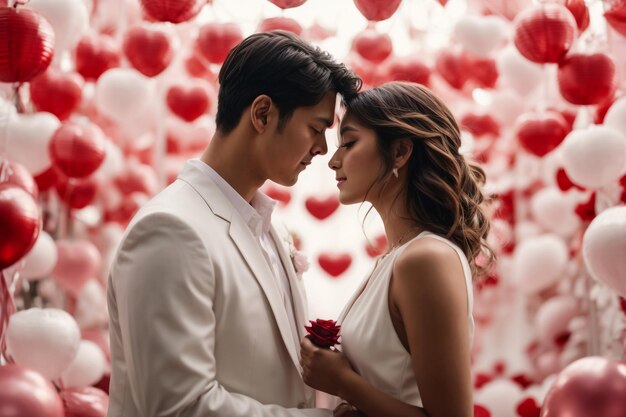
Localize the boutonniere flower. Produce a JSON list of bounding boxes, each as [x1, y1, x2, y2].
[[305, 319, 341, 349], [284, 232, 309, 279]]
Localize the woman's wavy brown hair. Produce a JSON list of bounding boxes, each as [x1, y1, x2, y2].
[[344, 81, 495, 277]]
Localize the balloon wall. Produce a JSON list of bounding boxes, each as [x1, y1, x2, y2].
[[1, 0, 625, 416]]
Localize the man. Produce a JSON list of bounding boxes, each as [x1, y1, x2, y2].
[[107, 31, 361, 417]]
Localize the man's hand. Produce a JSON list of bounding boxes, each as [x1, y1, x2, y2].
[[334, 402, 367, 417]]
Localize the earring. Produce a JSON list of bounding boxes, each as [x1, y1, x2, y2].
[[392, 167, 399, 178]]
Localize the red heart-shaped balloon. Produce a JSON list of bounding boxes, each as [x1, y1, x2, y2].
[[195, 22, 243, 65], [605, 0, 626, 38], [435, 50, 471, 90], [75, 34, 121, 81], [385, 57, 430, 86], [468, 56, 498, 89], [513, 4, 577, 64], [258, 17, 303, 36], [557, 53, 617, 105], [0, 7, 55, 83], [473, 404, 491, 417], [166, 84, 211, 122], [0, 184, 41, 270], [318, 253, 352, 277], [517, 397, 541, 417], [29, 69, 84, 121], [515, 111, 569, 157], [365, 234, 388, 258], [305, 195, 340, 220], [140, 0, 206, 23], [269, 0, 307, 9], [264, 185, 292, 206], [353, 29, 392, 63], [123, 26, 173, 77], [353, 0, 402, 21], [460, 113, 500, 138]]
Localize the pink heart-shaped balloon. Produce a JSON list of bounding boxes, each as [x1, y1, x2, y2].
[[53, 239, 102, 296]]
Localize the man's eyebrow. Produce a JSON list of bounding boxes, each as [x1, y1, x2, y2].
[[340, 125, 358, 136], [314, 116, 333, 127]]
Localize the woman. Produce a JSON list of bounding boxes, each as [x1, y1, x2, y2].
[[300, 81, 494, 417]]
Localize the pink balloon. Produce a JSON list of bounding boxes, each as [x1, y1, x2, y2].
[[541, 357, 626, 417], [0, 364, 64, 417], [53, 239, 102, 296], [61, 386, 109, 417]]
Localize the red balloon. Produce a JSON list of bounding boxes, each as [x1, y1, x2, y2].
[[195, 22, 243, 65], [61, 386, 109, 417], [468, 56, 498, 89], [268, 0, 307, 8], [0, 7, 54, 83], [258, 17, 303, 36], [353, 0, 402, 21], [460, 113, 500, 138], [1, 160, 38, 197], [75, 34, 121, 81], [166, 84, 211, 123], [385, 57, 430, 86], [113, 161, 158, 196], [318, 253, 352, 277], [0, 364, 64, 417], [305, 195, 340, 220], [29, 69, 84, 120], [565, 0, 589, 33], [557, 53, 617, 105], [123, 26, 173, 77], [56, 176, 99, 209], [605, 0, 626, 38], [353, 29, 392, 63], [365, 234, 388, 258], [516, 111, 569, 157], [513, 4, 577, 64], [435, 50, 471, 90], [34, 166, 61, 193], [140, 0, 206, 23], [0, 184, 40, 270], [49, 122, 106, 179], [184, 54, 215, 79], [541, 357, 626, 417]]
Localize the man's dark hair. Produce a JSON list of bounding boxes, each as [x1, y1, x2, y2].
[[216, 31, 362, 134]]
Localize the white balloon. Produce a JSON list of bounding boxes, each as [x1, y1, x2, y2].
[[6, 308, 80, 380], [5, 112, 61, 175], [475, 379, 523, 417], [453, 15, 509, 58], [61, 340, 107, 388], [95, 68, 153, 129], [74, 280, 108, 330], [26, 0, 89, 53], [488, 89, 526, 126], [560, 125, 626, 189], [530, 188, 581, 236], [582, 206, 626, 297], [9, 231, 58, 281], [604, 96, 626, 138], [535, 295, 579, 346], [496, 47, 543, 96], [513, 235, 569, 294]]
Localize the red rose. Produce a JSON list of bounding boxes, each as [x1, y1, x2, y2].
[[305, 319, 340, 348]]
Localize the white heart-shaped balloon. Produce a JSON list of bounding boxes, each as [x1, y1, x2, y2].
[[496, 46, 543, 96], [61, 340, 107, 388], [454, 15, 509, 57], [26, 0, 89, 53], [530, 187, 581, 237], [6, 308, 80, 380], [95, 68, 153, 128], [5, 112, 61, 175], [603, 96, 626, 137], [560, 125, 626, 189], [513, 234, 569, 294], [582, 206, 626, 297]]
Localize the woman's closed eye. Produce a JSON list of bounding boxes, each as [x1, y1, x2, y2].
[[339, 140, 356, 149]]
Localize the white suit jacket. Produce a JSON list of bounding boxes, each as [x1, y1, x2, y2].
[[107, 161, 331, 417]]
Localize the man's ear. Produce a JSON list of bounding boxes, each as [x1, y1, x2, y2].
[[250, 95, 273, 133], [392, 138, 413, 169]]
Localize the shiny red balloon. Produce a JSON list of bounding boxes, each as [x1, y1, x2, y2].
[[541, 356, 626, 417], [0, 7, 55, 82], [565, 0, 589, 33], [0, 184, 40, 270], [513, 4, 577, 64], [269, 0, 307, 8], [605, 0, 626, 38], [0, 364, 64, 417], [353, 0, 402, 21], [34, 166, 61, 193], [557, 53, 617, 105], [516, 111, 569, 157], [49, 122, 106, 179], [123, 26, 173, 77], [60, 387, 109, 417], [258, 16, 303, 36], [1, 160, 38, 197], [195, 22, 242, 65], [166, 84, 211, 123], [75, 34, 121, 81], [56, 176, 99, 209], [140, 0, 206, 23], [353, 29, 392, 63], [29, 69, 84, 120]]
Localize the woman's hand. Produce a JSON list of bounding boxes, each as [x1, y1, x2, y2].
[[334, 402, 367, 417], [299, 337, 353, 396]]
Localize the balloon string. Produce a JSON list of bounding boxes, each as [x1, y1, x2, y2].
[[0, 269, 16, 364]]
